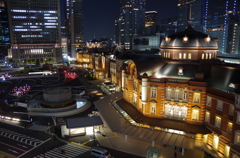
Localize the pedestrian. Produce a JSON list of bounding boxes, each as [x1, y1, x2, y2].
[[174, 151, 177, 158]]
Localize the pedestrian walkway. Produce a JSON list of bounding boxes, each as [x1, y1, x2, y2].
[[0, 127, 43, 147], [34, 144, 89, 158], [27, 124, 49, 132]]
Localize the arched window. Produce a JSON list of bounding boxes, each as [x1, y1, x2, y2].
[[202, 53, 205, 59]]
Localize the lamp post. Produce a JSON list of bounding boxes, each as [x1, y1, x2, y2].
[[93, 126, 96, 146]]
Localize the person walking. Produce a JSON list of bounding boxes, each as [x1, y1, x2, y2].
[[174, 151, 177, 158]]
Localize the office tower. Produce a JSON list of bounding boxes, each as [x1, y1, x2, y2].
[[65, 0, 84, 59], [145, 11, 158, 36], [160, 17, 178, 36], [7, 0, 62, 64], [204, 0, 240, 55], [0, 0, 10, 61], [115, 0, 146, 49], [177, 0, 204, 32]]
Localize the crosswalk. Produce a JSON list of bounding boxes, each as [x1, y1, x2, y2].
[[34, 144, 89, 158], [0, 127, 43, 147], [27, 124, 49, 132]]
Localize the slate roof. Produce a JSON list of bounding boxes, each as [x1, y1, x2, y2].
[[66, 116, 103, 129], [209, 65, 240, 93]]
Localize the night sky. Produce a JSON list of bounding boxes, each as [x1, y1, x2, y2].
[[83, 0, 178, 42]]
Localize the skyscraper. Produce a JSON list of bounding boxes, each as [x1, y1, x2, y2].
[[7, 0, 62, 64], [177, 0, 204, 32], [204, 0, 240, 55], [65, 0, 84, 59], [145, 11, 158, 36], [0, 0, 10, 61], [115, 0, 146, 49]]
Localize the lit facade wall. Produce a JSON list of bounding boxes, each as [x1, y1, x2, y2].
[[7, 0, 62, 64], [77, 52, 91, 68], [120, 60, 240, 157]]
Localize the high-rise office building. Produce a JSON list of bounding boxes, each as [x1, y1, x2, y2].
[[115, 0, 146, 49], [204, 0, 240, 55], [7, 0, 62, 64], [145, 11, 158, 36], [177, 0, 204, 32], [0, 0, 10, 61], [65, 0, 84, 59]]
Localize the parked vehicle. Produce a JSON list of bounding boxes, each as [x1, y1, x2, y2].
[[91, 146, 111, 158]]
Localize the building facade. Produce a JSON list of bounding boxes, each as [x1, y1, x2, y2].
[[177, 0, 204, 32], [0, 0, 10, 61], [120, 26, 240, 157], [7, 0, 62, 64], [115, 0, 146, 49], [65, 0, 84, 59], [203, 0, 240, 55]]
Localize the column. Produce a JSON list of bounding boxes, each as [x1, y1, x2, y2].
[[122, 70, 125, 91]]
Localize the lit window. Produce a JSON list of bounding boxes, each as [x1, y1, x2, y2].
[[188, 53, 191, 59], [183, 90, 188, 102], [192, 107, 199, 121], [203, 134, 208, 144], [227, 122, 233, 134], [166, 87, 171, 100], [178, 67, 183, 75], [206, 53, 209, 59], [209, 53, 212, 59], [202, 54, 205, 59], [151, 88, 157, 98], [224, 144, 230, 157], [205, 111, 210, 123], [216, 100, 223, 111], [235, 94, 240, 108], [212, 135, 219, 150], [229, 104, 234, 115], [179, 53, 182, 59], [133, 93, 137, 104], [234, 130, 240, 146], [150, 103, 156, 114], [237, 111, 240, 124], [206, 96, 212, 106], [193, 92, 200, 103], [215, 116, 221, 128], [175, 89, 180, 101], [183, 53, 186, 59]]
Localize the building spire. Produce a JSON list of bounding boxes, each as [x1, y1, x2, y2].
[[188, 4, 192, 25]]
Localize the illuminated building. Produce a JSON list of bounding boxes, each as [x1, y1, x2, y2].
[[115, 0, 146, 49], [7, 0, 62, 64], [132, 33, 161, 51], [0, 0, 10, 60], [203, 0, 240, 55], [65, 0, 84, 59], [177, 0, 204, 32], [118, 25, 240, 157], [145, 11, 158, 36]]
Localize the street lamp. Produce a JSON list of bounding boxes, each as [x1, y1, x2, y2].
[[93, 126, 96, 146]]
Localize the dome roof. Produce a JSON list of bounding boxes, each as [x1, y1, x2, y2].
[[160, 25, 218, 49]]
